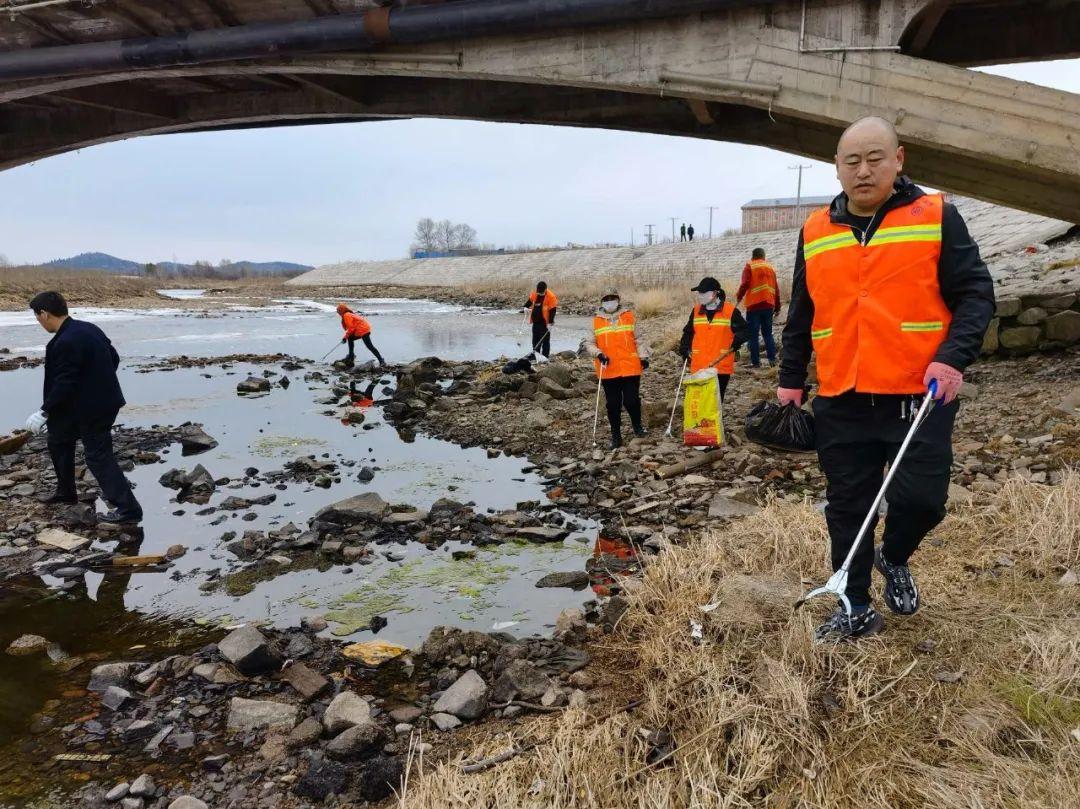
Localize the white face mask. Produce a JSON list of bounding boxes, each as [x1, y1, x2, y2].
[[601, 299, 620, 313], [697, 292, 717, 307]]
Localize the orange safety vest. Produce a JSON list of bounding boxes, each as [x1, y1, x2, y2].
[[744, 260, 779, 309], [803, 193, 950, 396], [593, 310, 643, 379], [341, 311, 371, 339], [689, 302, 736, 374], [528, 290, 558, 325]]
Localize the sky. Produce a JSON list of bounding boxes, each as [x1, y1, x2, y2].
[[0, 60, 1077, 268]]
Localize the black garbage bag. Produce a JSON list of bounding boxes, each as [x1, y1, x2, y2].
[[502, 356, 533, 375], [745, 400, 816, 452]]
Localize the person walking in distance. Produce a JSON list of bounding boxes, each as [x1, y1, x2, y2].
[[583, 289, 650, 450], [337, 303, 386, 367], [23, 291, 143, 524], [680, 223, 687, 242], [687, 224, 695, 242], [736, 247, 782, 368], [778, 116, 994, 641], [521, 281, 558, 358], [679, 277, 749, 401]]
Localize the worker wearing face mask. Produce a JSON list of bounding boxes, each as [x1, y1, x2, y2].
[[583, 288, 650, 449], [679, 277, 749, 401]]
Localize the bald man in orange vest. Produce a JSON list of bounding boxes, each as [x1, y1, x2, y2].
[[779, 116, 994, 642]]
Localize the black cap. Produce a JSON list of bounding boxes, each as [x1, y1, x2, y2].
[[691, 277, 721, 293]]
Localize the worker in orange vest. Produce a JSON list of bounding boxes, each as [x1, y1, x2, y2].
[[336, 303, 385, 367], [678, 277, 749, 401], [779, 116, 994, 641], [521, 281, 558, 358], [736, 247, 782, 368], [583, 288, 650, 449]]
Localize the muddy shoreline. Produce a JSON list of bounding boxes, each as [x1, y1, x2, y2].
[[1, 335, 1077, 807]]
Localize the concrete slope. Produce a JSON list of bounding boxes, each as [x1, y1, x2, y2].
[[289, 198, 1072, 290]]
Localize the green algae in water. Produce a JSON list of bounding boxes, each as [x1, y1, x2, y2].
[[251, 434, 329, 458], [220, 552, 334, 597], [325, 552, 523, 635]]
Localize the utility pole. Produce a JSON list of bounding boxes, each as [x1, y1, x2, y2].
[[704, 206, 720, 239], [644, 224, 655, 246], [789, 163, 812, 227], [668, 217, 679, 243], [630, 227, 634, 247]]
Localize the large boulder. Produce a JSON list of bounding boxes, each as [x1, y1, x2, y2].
[[535, 571, 590, 590], [315, 492, 390, 524], [179, 424, 218, 456], [282, 661, 330, 701], [535, 362, 575, 389], [217, 625, 281, 676], [237, 376, 271, 394], [325, 723, 386, 761], [432, 669, 489, 720], [981, 317, 1000, 354], [1044, 310, 1080, 343], [323, 690, 371, 734], [537, 376, 575, 400], [226, 698, 297, 732], [182, 464, 216, 494], [491, 659, 554, 703], [998, 326, 1041, 351]]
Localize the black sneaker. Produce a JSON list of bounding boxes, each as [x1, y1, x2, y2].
[[633, 427, 648, 438], [609, 436, 623, 450], [874, 547, 920, 615], [814, 604, 884, 642], [99, 509, 144, 525]]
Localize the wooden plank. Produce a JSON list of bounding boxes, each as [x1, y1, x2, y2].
[[110, 554, 167, 567]]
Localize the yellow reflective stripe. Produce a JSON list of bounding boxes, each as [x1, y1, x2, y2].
[[749, 284, 775, 294], [900, 321, 944, 332], [870, 224, 941, 245], [693, 318, 731, 326], [594, 324, 635, 335], [804, 231, 859, 260], [811, 328, 833, 340]]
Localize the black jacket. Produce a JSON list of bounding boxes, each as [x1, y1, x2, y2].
[[779, 177, 995, 391], [42, 318, 126, 422], [679, 292, 750, 363]]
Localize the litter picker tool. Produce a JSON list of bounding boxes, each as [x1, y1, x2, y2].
[[319, 339, 343, 362], [530, 329, 551, 363], [794, 381, 938, 619], [590, 363, 606, 447], [665, 359, 689, 436]]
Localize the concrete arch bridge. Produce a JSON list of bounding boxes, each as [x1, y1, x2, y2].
[[0, 0, 1077, 222]]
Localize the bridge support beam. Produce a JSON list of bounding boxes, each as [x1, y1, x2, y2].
[[0, 2, 1077, 222]]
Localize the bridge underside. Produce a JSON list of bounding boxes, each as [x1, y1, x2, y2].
[[0, 1, 1078, 222]]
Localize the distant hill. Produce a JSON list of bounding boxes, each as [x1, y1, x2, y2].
[[43, 252, 313, 276]]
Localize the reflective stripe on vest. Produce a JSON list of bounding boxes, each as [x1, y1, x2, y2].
[[593, 310, 642, 379], [690, 302, 736, 375], [803, 194, 950, 396]]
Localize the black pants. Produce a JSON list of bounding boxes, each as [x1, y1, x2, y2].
[[717, 374, 730, 402], [814, 392, 957, 607], [346, 334, 385, 365], [47, 411, 142, 516], [531, 322, 551, 358], [602, 375, 642, 439]]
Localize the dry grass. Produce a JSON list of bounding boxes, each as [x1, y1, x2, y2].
[[0, 266, 161, 308], [399, 472, 1080, 809]]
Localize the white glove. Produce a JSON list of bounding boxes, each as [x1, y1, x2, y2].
[[25, 410, 47, 435]]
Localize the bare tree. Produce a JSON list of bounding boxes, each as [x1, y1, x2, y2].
[[411, 218, 477, 254], [412, 218, 439, 253], [0, 253, 10, 268]]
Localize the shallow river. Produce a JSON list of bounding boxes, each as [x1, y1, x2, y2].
[[0, 296, 597, 767]]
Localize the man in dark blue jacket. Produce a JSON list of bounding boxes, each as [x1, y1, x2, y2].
[[24, 291, 143, 524]]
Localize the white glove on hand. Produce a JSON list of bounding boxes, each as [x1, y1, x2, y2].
[[25, 410, 47, 435]]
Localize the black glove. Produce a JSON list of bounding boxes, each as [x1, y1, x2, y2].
[[597, 353, 610, 365], [341, 337, 347, 343], [680, 349, 691, 361], [641, 359, 650, 371]]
